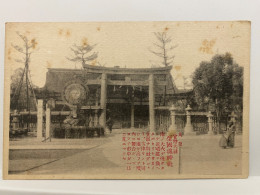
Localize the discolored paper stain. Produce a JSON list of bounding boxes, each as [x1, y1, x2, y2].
[[232, 35, 241, 39], [82, 37, 88, 46], [31, 38, 38, 49], [91, 59, 97, 66], [238, 21, 251, 24], [58, 29, 71, 37], [174, 65, 181, 71], [46, 61, 52, 69], [7, 48, 12, 61], [58, 29, 63, 36], [164, 27, 169, 32], [8, 48, 11, 55], [97, 27, 101, 31], [199, 39, 216, 54], [66, 30, 71, 37]]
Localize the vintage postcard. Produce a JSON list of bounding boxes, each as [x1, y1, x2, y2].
[[3, 21, 250, 179]]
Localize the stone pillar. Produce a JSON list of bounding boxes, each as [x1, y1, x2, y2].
[[89, 114, 93, 128], [100, 73, 107, 129], [207, 111, 214, 135], [149, 74, 155, 132], [184, 105, 195, 135], [131, 102, 134, 128], [37, 99, 43, 140], [95, 89, 99, 106], [94, 109, 99, 126], [45, 105, 51, 140], [12, 110, 19, 130], [168, 104, 177, 131]]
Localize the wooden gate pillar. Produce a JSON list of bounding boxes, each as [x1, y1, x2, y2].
[[131, 102, 135, 128], [149, 74, 155, 132], [45, 105, 51, 141], [100, 73, 107, 129]]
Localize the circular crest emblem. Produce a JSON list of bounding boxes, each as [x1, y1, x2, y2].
[[63, 81, 88, 105]]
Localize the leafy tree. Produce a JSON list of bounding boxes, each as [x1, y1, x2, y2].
[[150, 31, 178, 67], [11, 68, 24, 96], [192, 53, 243, 123]]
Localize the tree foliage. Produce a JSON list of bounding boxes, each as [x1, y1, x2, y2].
[[10, 68, 37, 111], [192, 53, 243, 116], [11, 68, 25, 96]]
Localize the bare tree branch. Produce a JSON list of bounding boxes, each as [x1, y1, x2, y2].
[[165, 37, 172, 43], [153, 42, 164, 49], [15, 59, 25, 63], [169, 44, 178, 50], [67, 42, 99, 67], [83, 52, 98, 61], [150, 50, 164, 58], [167, 55, 175, 60], [150, 31, 178, 67], [16, 31, 28, 44], [67, 56, 82, 62], [12, 44, 25, 54], [70, 47, 82, 55], [154, 32, 164, 42]]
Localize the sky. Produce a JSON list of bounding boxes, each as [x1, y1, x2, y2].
[[5, 21, 250, 88]]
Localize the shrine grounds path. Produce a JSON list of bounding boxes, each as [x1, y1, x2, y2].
[[9, 130, 242, 177]]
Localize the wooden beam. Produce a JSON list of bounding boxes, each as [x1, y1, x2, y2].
[[155, 106, 171, 110], [83, 64, 173, 75], [86, 80, 101, 85], [107, 80, 148, 86], [81, 106, 101, 110]]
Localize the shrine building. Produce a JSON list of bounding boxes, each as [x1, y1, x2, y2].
[[41, 65, 185, 132]]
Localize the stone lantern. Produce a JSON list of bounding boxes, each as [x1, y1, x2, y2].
[[184, 105, 196, 135], [207, 111, 214, 135], [168, 104, 177, 131]]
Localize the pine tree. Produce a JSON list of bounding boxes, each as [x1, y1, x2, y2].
[[67, 40, 98, 67]]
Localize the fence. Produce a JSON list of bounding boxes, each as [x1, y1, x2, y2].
[[10, 102, 242, 139], [154, 105, 241, 135], [9, 112, 41, 138], [191, 115, 208, 134], [155, 108, 210, 135]]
